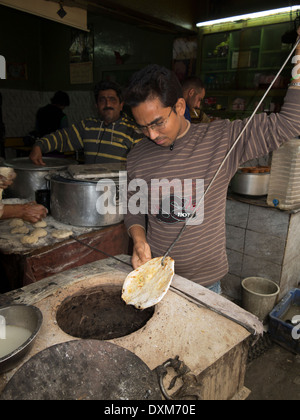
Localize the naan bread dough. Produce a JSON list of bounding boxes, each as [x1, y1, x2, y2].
[[9, 219, 24, 228], [11, 226, 30, 235], [33, 221, 47, 228], [32, 228, 47, 238], [21, 235, 39, 245], [122, 256, 175, 310], [52, 230, 73, 239]]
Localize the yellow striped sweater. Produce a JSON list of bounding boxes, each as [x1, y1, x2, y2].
[[35, 113, 143, 164]]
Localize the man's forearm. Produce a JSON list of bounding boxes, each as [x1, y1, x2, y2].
[[1, 204, 23, 219], [128, 224, 147, 245]]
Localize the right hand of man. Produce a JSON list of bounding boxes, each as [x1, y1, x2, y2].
[[29, 145, 46, 166], [128, 225, 152, 269], [131, 241, 152, 270]]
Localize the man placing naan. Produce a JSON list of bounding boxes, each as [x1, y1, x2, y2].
[[123, 30, 300, 294]]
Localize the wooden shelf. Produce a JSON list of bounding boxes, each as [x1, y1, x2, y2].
[[200, 22, 292, 118]]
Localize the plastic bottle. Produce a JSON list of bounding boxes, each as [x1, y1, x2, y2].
[[267, 138, 300, 210]]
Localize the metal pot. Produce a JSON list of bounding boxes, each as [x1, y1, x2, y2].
[[50, 172, 126, 227], [4, 157, 78, 201], [231, 170, 270, 196]]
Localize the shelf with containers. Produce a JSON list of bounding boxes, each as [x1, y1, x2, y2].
[[200, 22, 295, 120]]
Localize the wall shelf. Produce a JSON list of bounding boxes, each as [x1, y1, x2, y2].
[[200, 21, 294, 119]]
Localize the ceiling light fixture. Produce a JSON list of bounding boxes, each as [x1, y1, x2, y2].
[[196, 5, 300, 27], [57, 1, 67, 19]]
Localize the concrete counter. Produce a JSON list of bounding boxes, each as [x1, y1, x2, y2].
[[0, 209, 130, 291], [0, 257, 259, 400]]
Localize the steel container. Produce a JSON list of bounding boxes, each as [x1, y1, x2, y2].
[[4, 157, 78, 201], [231, 171, 270, 196], [50, 172, 126, 227]]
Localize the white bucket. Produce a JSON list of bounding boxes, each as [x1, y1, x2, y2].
[[242, 277, 280, 323]]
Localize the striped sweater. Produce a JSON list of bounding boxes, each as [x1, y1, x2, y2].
[[35, 113, 143, 164], [125, 87, 300, 286]]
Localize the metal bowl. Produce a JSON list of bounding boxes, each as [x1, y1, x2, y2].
[[4, 157, 78, 201], [0, 305, 43, 374]]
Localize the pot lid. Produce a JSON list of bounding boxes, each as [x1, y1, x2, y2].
[[5, 157, 78, 171], [0, 340, 161, 400], [50, 171, 99, 184], [68, 163, 126, 180]]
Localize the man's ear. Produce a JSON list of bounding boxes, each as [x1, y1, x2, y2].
[[176, 98, 187, 116], [188, 88, 195, 98]]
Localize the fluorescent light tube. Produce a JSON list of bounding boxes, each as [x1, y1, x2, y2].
[[196, 6, 300, 27]]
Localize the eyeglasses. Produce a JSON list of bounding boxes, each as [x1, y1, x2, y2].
[[98, 96, 119, 105], [137, 107, 174, 134]]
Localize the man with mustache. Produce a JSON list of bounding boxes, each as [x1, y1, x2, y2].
[[30, 81, 142, 165]]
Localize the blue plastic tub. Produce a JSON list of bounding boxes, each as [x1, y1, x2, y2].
[[269, 288, 300, 354]]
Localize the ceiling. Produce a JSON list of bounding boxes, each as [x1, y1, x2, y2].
[[47, 0, 300, 34]]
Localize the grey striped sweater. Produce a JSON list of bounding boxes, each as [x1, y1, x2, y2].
[[125, 87, 300, 286]]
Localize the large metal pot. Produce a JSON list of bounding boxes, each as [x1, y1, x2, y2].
[[50, 172, 126, 227], [231, 168, 270, 196], [4, 157, 78, 201]]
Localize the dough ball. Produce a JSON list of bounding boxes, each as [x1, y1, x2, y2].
[[9, 219, 24, 228], [0, 168, 15, 200], [11, 226, 30, 235], [33, 221, 47, 228], [52, 230, 73, 239], [0, 167, 15, 178], [21, 235, 39, 245], [32, 228, 48, 238]]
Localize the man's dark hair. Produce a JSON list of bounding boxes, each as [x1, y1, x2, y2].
[[182, 76, 205, 92], [94, 81, 123, 103], [51, 91, 70, 107], [125, 64, 183, 109]]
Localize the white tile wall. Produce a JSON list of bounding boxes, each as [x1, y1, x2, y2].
[[1, 89, 97, 137], [225, 198, 300, 301]]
